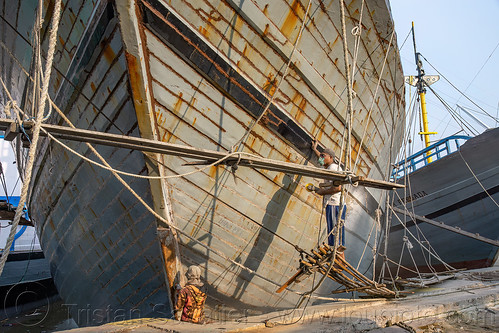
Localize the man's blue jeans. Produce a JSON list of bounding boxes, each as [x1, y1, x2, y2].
[[326, 205, 346, 247]]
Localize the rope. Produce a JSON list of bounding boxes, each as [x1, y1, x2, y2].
[[42, 128, 311, 255], [0, 0, 62, 276], [231, 0, 313, 152], [458, 150, 499, 207], [350, 0, 365, 82], [356, 208, 380, 271], [1, 0, 328, 293], [44, 130, 262, 180], [388, 204, 455, 271], [397, 27, 412, 52], [378, 253, 420, 276], [383, 125, 446, 287], [0, 40, 237, 184], [380, 78, 416, 284], [1, 101, 10, 120], [31, 14, 43, 119], [403, 235, 424, 282], [395, 228, 406, 278], [14, 227, 38, 283], [14, 54, 317, 300], [421, 54, 499, 122], [0, 0, 399, 304], [353, 30, 395, 171], [371, 208, 381, 280], [393, 190, 449, 268], [339, 0, 354, 171], [393, 89, 420, 167], [392, 146, 449, 276], [0, 13, 125, 134], [337, 0, 390, 289], [295, 0, 370, 298], [426, 84, 478, 136], [396, 169, 441, 277], [455, 41, 499, 107], [329, 0, 363, 276], [295, 214, 342, 308]]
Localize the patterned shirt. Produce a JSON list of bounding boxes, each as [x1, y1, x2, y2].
[[175, 285, 207, 324]]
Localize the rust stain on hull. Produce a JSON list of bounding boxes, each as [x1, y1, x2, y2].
[[281, 0, 304, 39]]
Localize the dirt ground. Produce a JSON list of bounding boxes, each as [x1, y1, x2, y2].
[[246, 302, 499, 333], [247, 269, 499, 333]]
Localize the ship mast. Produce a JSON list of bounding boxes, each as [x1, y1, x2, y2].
[[409, 22, 439, 163]]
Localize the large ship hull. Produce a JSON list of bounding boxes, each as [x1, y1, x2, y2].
[[0, 0, 405, 326], [387, 128, 499, 276]]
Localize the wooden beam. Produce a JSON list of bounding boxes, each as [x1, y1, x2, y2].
[[0, 210, 33, 226], [391, 206, 499, 247], [0, 118, 404, 190]]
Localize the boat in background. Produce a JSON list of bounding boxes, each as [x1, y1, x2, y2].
[[0, 138, 53, 306], [0, 218, 51, 290], [384, 24, 499, 277], [387, 128, 499, 275], [1, 0, 405, 326]]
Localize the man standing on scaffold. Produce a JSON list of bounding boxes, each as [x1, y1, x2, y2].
[[309, 139, 347, 259]]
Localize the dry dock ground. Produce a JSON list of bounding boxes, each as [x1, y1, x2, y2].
[[61, 267, 499, 333]]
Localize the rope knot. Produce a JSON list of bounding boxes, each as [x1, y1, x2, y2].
[[351, 26, 361, 36], [294, 245, 305, 256], [229, 152, 243, 174], [402, 236, 413, 250], [344, 172, 357, 187]]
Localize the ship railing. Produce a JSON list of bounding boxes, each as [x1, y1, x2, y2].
[[391, 135, 471, 180]]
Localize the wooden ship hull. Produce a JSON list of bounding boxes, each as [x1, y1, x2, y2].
[[0, 0, 405, 326], [387, 128, 499, 276]]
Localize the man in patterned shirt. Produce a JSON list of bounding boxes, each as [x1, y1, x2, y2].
[[175, 265, 207, 324]]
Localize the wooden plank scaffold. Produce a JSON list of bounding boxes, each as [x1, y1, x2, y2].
[[277, 243, 397, 298]]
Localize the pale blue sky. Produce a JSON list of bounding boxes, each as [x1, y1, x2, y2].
[[390, 0, 499, 148]]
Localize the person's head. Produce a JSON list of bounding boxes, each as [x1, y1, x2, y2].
[[186, 265, 204, 287], [319, 148, 335, 167]]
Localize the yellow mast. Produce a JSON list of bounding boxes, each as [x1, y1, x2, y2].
[[411, 22, 438, 163], [419, 90, 436, 154]]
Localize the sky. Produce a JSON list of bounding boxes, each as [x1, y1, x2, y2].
[[0, 139, 19, 197], [389, 0, 499, 151]]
